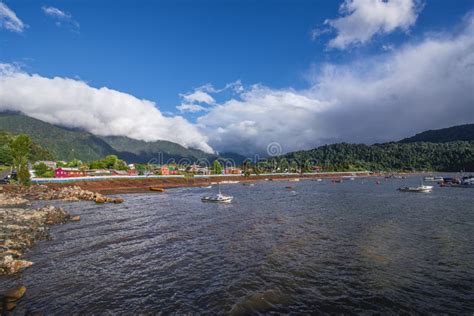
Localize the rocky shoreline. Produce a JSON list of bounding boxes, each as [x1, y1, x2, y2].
[[2, 185, 124, 204], [0, 185, 124, 277], [0, 205, 70, 275]]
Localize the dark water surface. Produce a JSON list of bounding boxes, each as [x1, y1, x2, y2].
[[2, 177, 474, 314]]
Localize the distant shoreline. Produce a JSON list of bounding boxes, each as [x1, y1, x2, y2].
[[39, 171, 398, 194]]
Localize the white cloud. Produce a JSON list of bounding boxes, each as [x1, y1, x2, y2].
[[326, 0, 421, 49], [0, 2, 25, 33], [182, 90, 215, 105], [176, 103, 209, 113], [310, 28, 331, 41], [0, 65, 214, 153], [198, 16, 474, 155], [42, 5, 79, 30], [176, 81, 244, 113]]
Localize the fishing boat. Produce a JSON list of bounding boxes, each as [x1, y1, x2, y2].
[[201, 185, 233, 203], [398, 184, 433, 193], [149, 187, 165, 192], [423, 176, 444, 182], [462, 176, 474, 185]]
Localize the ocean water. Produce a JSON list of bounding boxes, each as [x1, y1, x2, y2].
[[2, 177, 474, 314]]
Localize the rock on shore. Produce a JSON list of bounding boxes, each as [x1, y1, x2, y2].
[[0, 285, 27, 313], [0, 193, 30, 207], [0, 205, 70, 275], [39, 185, 123, 204], [4, 185, 124, 204]]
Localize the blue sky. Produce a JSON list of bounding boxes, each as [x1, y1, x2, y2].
[[1, 0, 473, 155]]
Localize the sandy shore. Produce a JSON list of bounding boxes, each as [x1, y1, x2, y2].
[[36, 172, 381, 194]]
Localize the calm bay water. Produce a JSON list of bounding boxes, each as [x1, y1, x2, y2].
[[2, 177, 474, 314]]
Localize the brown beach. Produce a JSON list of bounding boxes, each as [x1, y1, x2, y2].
[[36, 172, 382, 194]]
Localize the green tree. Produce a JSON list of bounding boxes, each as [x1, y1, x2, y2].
[[89, 159, 106, 169], [10, 134, 31, 186], [213, 160, 222, 174], [242, 160, 252, 177], [103, 155, 119, 169], [33, 162, 54, 178], [114, 159, 129, 170], [0, 144, 12, 165], [67, 159, 83, 167]]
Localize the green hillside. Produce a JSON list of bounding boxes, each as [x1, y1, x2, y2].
[[0, 113, 219, 163], [101, 136, 213, 163], [276, 141, 474, 172], [0, 113, 115, 161]]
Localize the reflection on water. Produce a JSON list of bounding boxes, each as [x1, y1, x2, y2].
[[2, 177, 474, 314]]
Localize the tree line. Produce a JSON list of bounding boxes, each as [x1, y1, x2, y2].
[[267, 141, 474, 172]]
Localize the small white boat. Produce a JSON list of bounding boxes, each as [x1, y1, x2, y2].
[[202, 185, 213, 189], [289, 178, 300, 182], [462, 176, 474, 185], [201, 185, 233, 203], [398, 185, 433, 193], [220, 180, 240, 184], [312, 178, 323, 182], [423, 176, 444, 182]]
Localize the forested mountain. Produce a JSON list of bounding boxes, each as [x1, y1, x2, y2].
[[400, 124, 474, 143], [0, 112, 222, 163], [268, 124, 474, 172], [277, 142, 474, 172], [0, 131, 54, 164]]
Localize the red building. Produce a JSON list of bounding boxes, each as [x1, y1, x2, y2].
[[160, 165, 169, 175], [54, 168, 85, 178], [225, 167, 242, 175]]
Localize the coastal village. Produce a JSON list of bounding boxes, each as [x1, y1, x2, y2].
[[2, 156, 246, 184], [50, 162, 242, 178]]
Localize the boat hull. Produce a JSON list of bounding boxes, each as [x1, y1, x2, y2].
[[201, 197, 233, 203]]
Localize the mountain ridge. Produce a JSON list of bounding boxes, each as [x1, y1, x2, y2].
[[0, 113, 246, 163], [399, 124, 474, 143]]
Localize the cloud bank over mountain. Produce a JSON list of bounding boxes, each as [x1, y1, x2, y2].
[[0, 64, 213, 153], [199, 15, 474, 155]]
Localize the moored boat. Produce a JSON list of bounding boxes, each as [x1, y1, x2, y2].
[[201, 193, 233, 203], [149, 187, 165, 192], [398, 185, 433, 193], [201, 185, 233, 203], [423, 176, 444, 182]]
